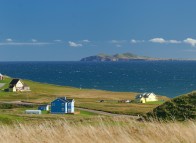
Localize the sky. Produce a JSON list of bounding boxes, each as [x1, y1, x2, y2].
[[1, 0, 196, 61]]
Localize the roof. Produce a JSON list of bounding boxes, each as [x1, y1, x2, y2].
[[66, 99, 74, 102], [136, 92, 156, 99], [0, 73, 3, 76], [52, 97, 74, 103], [9, 79, 23, 88], [9, 79, 21, 85]]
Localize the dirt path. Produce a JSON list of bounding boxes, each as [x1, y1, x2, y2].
[[0, 100, 140, 119], [76, 107, 139, 119], [0, 83, 5, 88]]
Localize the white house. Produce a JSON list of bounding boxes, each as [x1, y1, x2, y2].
[[9, 79, 30, 92], [135, 92, 158, 103], [0, 73, 3, 80]]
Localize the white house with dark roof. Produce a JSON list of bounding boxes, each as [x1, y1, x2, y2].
[[9, 79, 30, 92], [135, 92, 158, 103]]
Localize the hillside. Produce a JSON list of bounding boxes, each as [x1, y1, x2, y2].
[[0, 77, 169, 117], [80, 53, 158, 62], [146, 92, 196, 121]]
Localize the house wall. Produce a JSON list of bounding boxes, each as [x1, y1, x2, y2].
[[51, 99, 67, 114], [13, 86, 16, 92], [15, 80, 24, 91], [71, 102, 74, 113], [46, 105, 50, 111], [0, 76, 3, 80], [67, 101, 74, 113], [140, 97, 146, 103], [146, 93, 157, 102], [38, 106, 47, 111], [24, 86, 30, 91]]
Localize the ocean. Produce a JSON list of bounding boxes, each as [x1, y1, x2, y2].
[[0, 61, 196, 98]]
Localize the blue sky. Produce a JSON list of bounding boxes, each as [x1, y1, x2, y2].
[[1, 0, 196, 61]]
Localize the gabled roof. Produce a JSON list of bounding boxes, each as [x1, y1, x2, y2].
[[0, 73, 3, 76], [52, 97, 74, 103], [9, 79, 23, 88], [9, 79, 21, 85], [136, 92, 156, 99], [66, 99, 74, 102]]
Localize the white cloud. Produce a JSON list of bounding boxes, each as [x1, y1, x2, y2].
[[82, 39, 90, 43], [149, 38, 181, 44], [68, 41, 82, 47], [116, 44, 122, 47], [131, 39, 137, 43], [110, 40, 126, 44], [168, 40, 181, 44], [149, 38, 167, 43], [6, 38, 13, 42], [31, 39, 37, 42], [184, 38, 196, 46], [110, 40, 119, 43], [130, 39, 145, 43]]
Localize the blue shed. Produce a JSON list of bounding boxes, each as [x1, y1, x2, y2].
[[51, 97, 74, 114], [38, 105, 50, 111]]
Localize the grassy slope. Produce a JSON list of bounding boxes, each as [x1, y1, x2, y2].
[[0, 77, 170, 124], [0, 78, 195, 143], [0, 77, 169, 115], [146, 92, 196, 121]]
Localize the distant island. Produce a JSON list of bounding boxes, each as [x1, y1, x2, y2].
[[80, 53, 167, 62], [80, 53, 196, 62]]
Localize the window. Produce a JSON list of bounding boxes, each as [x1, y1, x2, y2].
[[62, 103, 64, 106], [52, 103, 55, 106], [61, 108, 64, 111]]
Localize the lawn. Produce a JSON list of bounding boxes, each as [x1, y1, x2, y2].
[[0, 77, 170, 118]]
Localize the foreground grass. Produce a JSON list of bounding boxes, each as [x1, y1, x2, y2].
[[0, 117, 195, 143]]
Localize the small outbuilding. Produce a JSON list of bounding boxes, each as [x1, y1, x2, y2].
[[9, 79, 30, 92], [135, 92, 158, 103], [25, 110, 41, 114], [38, 105, 50, 111], [51, 97, 74, 114], [0, 73, 3, 80]]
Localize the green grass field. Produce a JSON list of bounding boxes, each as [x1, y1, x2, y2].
[[0, 77, 170, 124]]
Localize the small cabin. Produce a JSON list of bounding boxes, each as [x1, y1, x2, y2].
[[0, 73, 3, 80], [9, 79, 30, 92], [135, 92, 158, 103], [25, 110, 41, 114], [51, 97, 74, 114], [38, 105, 50, 111]]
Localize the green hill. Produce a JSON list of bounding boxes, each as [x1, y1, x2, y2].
[[146, 92, 196, 121], [80, 52, 156, 61]]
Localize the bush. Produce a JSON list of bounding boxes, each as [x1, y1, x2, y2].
[[146, 92, 196, 121], [0, 104, 14, 109]]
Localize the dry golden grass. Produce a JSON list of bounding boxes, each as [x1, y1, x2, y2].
[[0, 117, 195, 143]]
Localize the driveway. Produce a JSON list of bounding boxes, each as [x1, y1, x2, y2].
[[76, 107, 139, 119], [0, 83, 5, 88]]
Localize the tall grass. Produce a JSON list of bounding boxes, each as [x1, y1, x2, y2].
[[0, 117, 195, 143]]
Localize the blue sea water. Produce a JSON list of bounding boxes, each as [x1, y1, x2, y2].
[[0, 61, 196, 98]]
